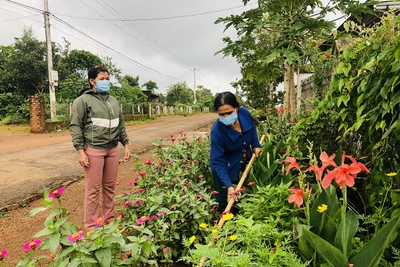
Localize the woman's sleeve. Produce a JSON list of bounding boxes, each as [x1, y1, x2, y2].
[[210, 130, 232, 188], [69, 98, 86, 151], [118, 109, 129, 146]]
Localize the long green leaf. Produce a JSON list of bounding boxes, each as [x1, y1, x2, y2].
[[95, 248, 111, 267], [350, 215, 400, 267], [334, 210, 358, 257], [298, 225, 348, 267], [28, 207, 47, 217]]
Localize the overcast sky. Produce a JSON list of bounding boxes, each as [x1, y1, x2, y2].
[[0, 0, 345, 95]]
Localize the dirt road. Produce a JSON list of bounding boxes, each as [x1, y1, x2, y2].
[[0, 113, 215, 265], [0, 114, 216, 209]]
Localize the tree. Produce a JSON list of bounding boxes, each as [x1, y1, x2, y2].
[[216, 0, 371, 112], [165, 82, 193, 106], [121, 75, 140, 88], [195, 86, 214, 108], [0, 28, 47, 97], [57, 49, 102, 79], [142, 80, 158, 92]]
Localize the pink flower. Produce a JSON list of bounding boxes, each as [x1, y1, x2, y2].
[[198, 175, 204, 179], [247, 182, 255, 186], [196, 194, 203, 199], [324, 53, 330, 57], [279, 148, 285, 154], [0, 250, 8, 260], [23, 240, 42, 251], [144, 160, 152, 165], [193, 160, 199, 165], [118, 213, 124, 220], [157, 211, 165, 217], [170, 204, 177, 210], [48, 188, 65, 198], [123, 201, 132, 207], [283, 157, 300, 175], [149, 215, 158, 221], [211, 191, 219, 195], [133, 200, 144, 206], [139, 171, 146, 177], [288, 188, 304, 207], [67, 232, 84, 242], [94, 216, 106, 227], [163, 247, 169, 253]]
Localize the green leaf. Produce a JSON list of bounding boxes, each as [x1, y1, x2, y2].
[[334, 210, 358, 257], [357, 105, 366, 119], [95, 248, 111, 267], [28, 207, 48, 217], [48, 233, 60, 254], [350, 215, 400, 266], [298, 225, 349, 267], [33, 227, 53, 237], [141, 241, 152, 257]]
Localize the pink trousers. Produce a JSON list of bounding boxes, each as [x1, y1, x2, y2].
[[83, 146, 119, 232]]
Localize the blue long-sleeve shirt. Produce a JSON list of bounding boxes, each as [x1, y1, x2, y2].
[[210, 107, 261, 188]]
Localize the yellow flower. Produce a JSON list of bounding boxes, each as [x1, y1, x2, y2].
[[212, 229, 218, 234], [229, 235, 238, 241], [222, 213, 234, 221], [317, 204, 328, 213], [386, 172, 398, 177], [199, 223, 208, 229], [189, 236, 196, 244]]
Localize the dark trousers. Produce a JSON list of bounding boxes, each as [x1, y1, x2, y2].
[[212, 171, 240, 214]]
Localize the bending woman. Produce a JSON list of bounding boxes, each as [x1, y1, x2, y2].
[[210, 92, 262, 213]]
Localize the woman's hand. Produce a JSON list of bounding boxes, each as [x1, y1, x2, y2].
[[123, 145, 130, 162], [253, 147, 262, 158], [227, 186, 238, 203], [78, 150, 89, 167]]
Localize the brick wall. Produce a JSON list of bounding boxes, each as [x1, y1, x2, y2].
[[29, 95, 46, 133]]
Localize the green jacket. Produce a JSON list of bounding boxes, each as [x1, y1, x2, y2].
[[70, 89, 129, 151]]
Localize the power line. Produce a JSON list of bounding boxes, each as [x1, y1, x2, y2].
[[95, 0, 193, 68], [52, 4, 257, 22], [0, 14, 39, 23], [1, 0, 182, 81], [49, 14, 182, 81]]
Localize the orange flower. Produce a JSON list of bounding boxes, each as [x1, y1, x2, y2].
[[307, 164, 325, 181], [283, 157, 300, 175], [320, 152, 337, 168], [288, 188, 304, 207]]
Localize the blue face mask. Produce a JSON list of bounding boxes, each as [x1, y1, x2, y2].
[[96, 80, 110, 93], [219, 112, 238, 126]]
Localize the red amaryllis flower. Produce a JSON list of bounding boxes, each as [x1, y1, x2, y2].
[[48, 188, 65, 199], [321, 152, 369, 188], [23, 240, 42, 251], [320, 152, 337, 168], [67, 232, 84, 242], [277, 106, 284, 115], [288, 188, 304, 207], [307, 164, 326, 181], [0, 250, 8, 260], [283, 157, 300, 175]]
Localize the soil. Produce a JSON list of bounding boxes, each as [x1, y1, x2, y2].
[[0, 114, 215, 266]]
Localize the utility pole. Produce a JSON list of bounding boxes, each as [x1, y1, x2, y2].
[[190, 68, 199, 104], [44, 0, 57, 120]]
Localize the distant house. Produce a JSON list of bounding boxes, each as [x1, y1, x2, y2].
[[142, 90, 160, 103]]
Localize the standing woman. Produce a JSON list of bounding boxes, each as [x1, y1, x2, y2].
[[70, 65, 130, 232], [210, 92, 262, 213]]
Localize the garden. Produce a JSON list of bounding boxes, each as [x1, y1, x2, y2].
[[0, 1, 400, 267]]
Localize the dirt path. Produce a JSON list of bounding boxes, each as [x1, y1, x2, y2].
[[0, 114, 215, 265]]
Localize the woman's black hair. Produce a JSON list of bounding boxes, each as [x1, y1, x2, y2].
[[88, 65, 109, 88], [214, 91, 240, 110]]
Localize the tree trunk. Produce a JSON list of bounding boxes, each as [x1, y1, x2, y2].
[[269, 81, 275, 102], [289, 64, 296, 113], [284, 61, 291, 111]]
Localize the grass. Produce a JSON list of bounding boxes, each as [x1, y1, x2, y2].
[[0, 122, 31, 134]]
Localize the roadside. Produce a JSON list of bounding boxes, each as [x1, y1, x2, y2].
[[0, 114, 216, 210], [0, 113, 215, 266]]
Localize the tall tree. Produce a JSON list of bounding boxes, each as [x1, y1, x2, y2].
[[142, 80, 158, 92], [166, 82, 193, 106], [216, 0, 371, 112]]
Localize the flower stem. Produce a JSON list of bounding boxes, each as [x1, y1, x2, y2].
[[342, 187, 347, 223]]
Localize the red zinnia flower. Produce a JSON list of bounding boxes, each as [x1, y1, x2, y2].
[[48, 188, 65, 199], [23, 240, 42, 251]]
